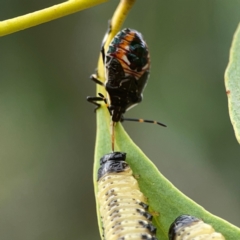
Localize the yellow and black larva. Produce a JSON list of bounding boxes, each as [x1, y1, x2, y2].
[[168, 215, 225, 240], [97, 152, 158, 240]]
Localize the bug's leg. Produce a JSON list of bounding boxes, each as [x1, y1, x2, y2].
[[98, 93, 112, 116], [90, 73, 104, 86], [106, 19, 112, 38], [86, 95, 105, 112], [101, 20, 112, 62], [87, 22, 113, 113], [90, 21, 112, 88], [87, 93, 112, 114], [101, 45, 105, 64]]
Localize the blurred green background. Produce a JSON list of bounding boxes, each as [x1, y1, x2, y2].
[[1, 1, 240, 239]]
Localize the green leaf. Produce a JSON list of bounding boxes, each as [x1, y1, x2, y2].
[[225, 23, 240, 144], [93, 106, 240, 240]]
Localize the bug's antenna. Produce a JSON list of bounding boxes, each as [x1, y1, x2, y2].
[[121, 117, 167, 127]]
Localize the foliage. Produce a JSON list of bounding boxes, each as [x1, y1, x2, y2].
[[225, 23, 240, 145], [1, 1, 240, 239]]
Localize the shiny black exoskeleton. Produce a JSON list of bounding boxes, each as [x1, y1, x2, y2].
[[87, 28, 150, 122], [87, 27, 166, 151]]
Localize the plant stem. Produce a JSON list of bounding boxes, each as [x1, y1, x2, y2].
[[0, 0, 108, 37]]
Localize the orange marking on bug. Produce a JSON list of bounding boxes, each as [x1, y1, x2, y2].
[[123, 31, 136, 42], [114, 32, 135, 53], [110, 30, 150, 81], [226, 90, 231, 95], [139, 119, 144, 123], [116, 55, 147, 78], [114, 48, 127, 60], [119, 39, 132, 49], [111, 54, 143, 79]]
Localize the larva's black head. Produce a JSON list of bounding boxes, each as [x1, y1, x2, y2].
[[97, 152, 128, 180], [168, 215, 200, 240]]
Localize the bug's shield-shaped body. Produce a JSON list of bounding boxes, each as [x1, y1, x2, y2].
[[169, 215, 225, 240], [97, 152, 157, 240], [105, 28, 150, 122]]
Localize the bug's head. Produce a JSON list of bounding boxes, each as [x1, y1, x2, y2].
[[168, 215, 200, 240], [98, 152, 127, 180], [100, 152, 126, 164]]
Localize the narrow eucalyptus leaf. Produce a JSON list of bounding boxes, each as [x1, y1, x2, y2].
[[225, 23, 240, 144], [94, 107, 240, 240]]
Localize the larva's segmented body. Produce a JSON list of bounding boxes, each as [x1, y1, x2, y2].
[[169, 215, 225, 240], [97, 152, 157, 240]]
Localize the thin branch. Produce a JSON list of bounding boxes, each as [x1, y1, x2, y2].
[[97, 0, 136, 81], [0, 0, 108, 37]]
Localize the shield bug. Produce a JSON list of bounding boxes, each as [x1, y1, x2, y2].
[[87, 28, 166, 150]]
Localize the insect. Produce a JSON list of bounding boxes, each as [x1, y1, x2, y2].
[[97, 152, 158, 240], [168, 214, 225, 240], [87, 28, 166, 151]]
